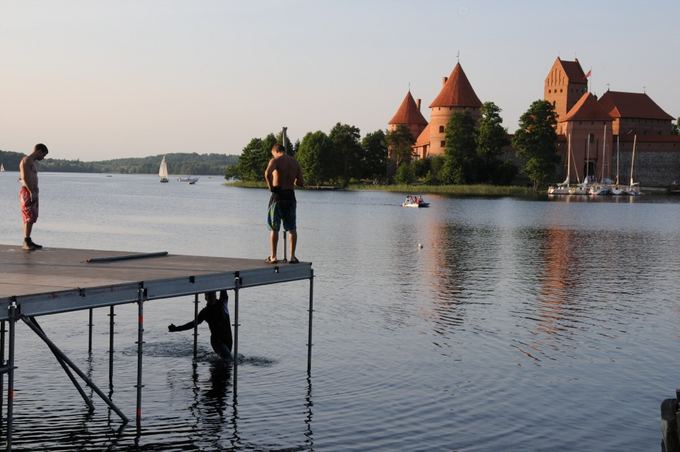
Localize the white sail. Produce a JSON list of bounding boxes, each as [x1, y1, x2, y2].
[[159, 156, 169, 182], [0, 163, 4, 172]]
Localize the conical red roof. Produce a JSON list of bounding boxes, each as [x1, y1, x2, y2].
[[429, 63, 482, 108], [563, 92, 612, 122], [388, 91, 428, 126]]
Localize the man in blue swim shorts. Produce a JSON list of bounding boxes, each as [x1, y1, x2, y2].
[[264, 143, 304, 264]]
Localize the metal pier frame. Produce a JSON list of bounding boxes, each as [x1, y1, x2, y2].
[[0, 248, 314, 450]]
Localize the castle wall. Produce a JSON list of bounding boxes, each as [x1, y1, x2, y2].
[[554, 137, 680, 186], [613, 118, 673, 136]]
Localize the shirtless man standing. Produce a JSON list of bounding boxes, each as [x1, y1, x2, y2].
[[264, 143, 304, 264], [19, 143, 49, 250]]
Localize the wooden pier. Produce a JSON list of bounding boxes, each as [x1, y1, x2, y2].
[[0, 245, 314, 450]]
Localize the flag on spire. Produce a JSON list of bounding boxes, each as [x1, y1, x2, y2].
[[585, 69, 592, 78]]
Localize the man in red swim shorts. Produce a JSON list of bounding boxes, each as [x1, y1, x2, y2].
[[19, 143, 49, 250]]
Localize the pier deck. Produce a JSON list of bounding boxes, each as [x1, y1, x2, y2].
[[0, 244, 314, 450], [0, 245, 312, 318]]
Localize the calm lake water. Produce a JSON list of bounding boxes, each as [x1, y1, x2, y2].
[[1, 172, 680, 451]]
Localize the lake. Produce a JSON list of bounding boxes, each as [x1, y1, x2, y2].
[[1, 172, 680, 450]]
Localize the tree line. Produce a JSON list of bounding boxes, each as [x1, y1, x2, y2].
[[0, 151, 238, 175], [228, 124, 389, 186], [227, 99, 564, 190]]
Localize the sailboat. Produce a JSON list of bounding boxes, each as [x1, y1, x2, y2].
[[159, 155, 169, 183], [572, 133, 594, 195], [611, 135, 625, 195], [625, 134, 641, 196], [589, 124, 611, 195], [548, 134, 572, 195], [0, 163, 5, 173]]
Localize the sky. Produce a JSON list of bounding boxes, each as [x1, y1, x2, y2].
[[1, 0, 679, 160]]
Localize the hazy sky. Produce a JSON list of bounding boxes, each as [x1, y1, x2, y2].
[[1, 0, 678, 160]]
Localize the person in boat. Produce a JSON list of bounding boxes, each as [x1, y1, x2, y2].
[[168, 290, 233, 360], [19, 143, 49, 250], [264, 143, 304, 264]]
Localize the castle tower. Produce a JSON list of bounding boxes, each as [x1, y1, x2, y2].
[[561, 92, 613, 182], [427, 63, 482, 156], [388, 91, 428, 141], [544, 57, 588, 123]]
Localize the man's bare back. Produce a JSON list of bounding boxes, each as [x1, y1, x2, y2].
[[265, 153, 304, 191]]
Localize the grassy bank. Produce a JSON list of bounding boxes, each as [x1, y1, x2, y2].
[[225, 180, 537, 196], [224, 180, 268, 188], [349, 184, 536, 197]]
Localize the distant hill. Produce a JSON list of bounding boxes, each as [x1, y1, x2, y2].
[[0, 151, 238, 176]]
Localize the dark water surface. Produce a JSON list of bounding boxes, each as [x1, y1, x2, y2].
[[1, 172, 680, 450]]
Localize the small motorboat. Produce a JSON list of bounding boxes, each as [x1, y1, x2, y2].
[[402, 195, 429, 208], [178, 176, 199, 184]]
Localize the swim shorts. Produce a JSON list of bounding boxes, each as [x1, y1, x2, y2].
[[19, 187, 38, 224], [267, 189, 296, 232]]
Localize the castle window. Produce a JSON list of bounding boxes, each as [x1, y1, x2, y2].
[[441, 141, 446, 147], [439, 125, 445, 133], [560, 89, 563, 93]]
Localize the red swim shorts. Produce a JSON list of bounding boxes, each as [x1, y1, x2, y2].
[[19, 187, 38, 224]]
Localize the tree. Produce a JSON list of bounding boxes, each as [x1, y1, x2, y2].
[[296, 131, 333, 185], [395, 161, 416, 184], [329, 123, 362, 186], [360, 130, 388, 181], [386, 125, 415, 168], [234, 134, 277, 181], [444, 111, 478, 184], [512, 100, 559, 190], [672, 117, 680, 135], [477, 102, 510, 183]]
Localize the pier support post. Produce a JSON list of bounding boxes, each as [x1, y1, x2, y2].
[[108, 306, 115, 389], [307, 269, 314, 375], [6, 303, 17, 452], [233, 276, 241, 397], [21, 316, 128, 423], [88, 308, 93, 354], [193, 293, 199, 363], [135, 288, 146, 429]]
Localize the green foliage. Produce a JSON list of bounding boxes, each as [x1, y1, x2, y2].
[[395, 161, 416, 184], [477, 102, 510, 183], [329, 123, 362, 186], [0, 150, 30, 171], [0, 150, 236, 175], [444, 111, 478, 184], [512, 100, 559, 190], [360, 130, 388, 181], [672, 117, 680, 135], [296, 131, 333, 185], [386, 125, 415, 167], [235, 134, 277, 181]]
